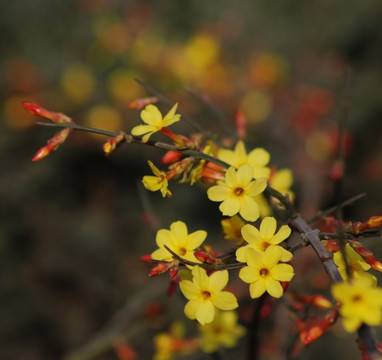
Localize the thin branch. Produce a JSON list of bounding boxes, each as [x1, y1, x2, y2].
[[164, 245, 244, 270], [307, 193, 366, 224]]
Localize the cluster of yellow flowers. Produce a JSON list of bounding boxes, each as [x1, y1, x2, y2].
[[130, 103, 382, 357]]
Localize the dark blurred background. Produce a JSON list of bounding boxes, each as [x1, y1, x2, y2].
[[1, 0, 382, 359]]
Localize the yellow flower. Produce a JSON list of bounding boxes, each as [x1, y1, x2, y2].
[[332, 275, 382, 332], [333, 243, 376, 284], [151, 221, 207, 263], [198, 310, 245, 353], [236, 216, 292, 263], [239, 247, 294, 298], [131, 103, 180, 142], [207, 165, 267, 222], [217, 140, 271, 179], [153, 321, 198, 360], [142, 160, 172, 198], [179, 266, 238, 325], [221, 215, 246, 245]]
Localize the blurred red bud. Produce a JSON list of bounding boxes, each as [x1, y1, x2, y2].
[[128, 96, 158, 109]]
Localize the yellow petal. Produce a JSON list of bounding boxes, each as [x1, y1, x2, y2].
[[246, 177, 267, 197], [192, 266, 209, 290], [220, 197, 241, 217], [207, 185, 230, 202], [180, 280, 200, 300], [236, 164, 254, 185], [270, 263, 294, 281], [260, 217, 277, 239], [209, 270, 229, 292], [272, 225, 292, 244], [184, 299, 199, 320], [241, 224, 261, 244], [211, 291, 238, 310], [196, 301, 215, 325], [141, 104, 162, 125], [249, 279, 266, 298], [247, 147, 270, 167], [131, 124, 153, 136], [239, 196, 259, 222], [265, 277, 284, 298], [187, 230, 207, 249], [239, 265, 258, 284], [142, 175, 162, 191]]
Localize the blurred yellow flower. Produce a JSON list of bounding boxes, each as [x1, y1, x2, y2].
[[236, 216, 292, 263], [153, 321, 198, 360], [179, 266, 238, 325], [151, 221, 206, 263], [332, 275, 382, 332], [207, 165, 267, 222], [239, 247, 294, 298], [333, 243, 376, 284], [217, 140, 271, 179], [131, 103, 180, 142], [142, 160, 172, 198], [198, 310, 245, 353], [221, 215, 246, 245]]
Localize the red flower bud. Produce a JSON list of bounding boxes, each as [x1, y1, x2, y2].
[[22, 102, 72, 123]]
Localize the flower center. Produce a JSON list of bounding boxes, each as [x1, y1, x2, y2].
[[261, 241, 271, 251], [351, 294, 362, 303], [234, 187, 244, 196], [202, 290, 211, 300], [178, 247, 187, 256], [260, 268, 269, 277]]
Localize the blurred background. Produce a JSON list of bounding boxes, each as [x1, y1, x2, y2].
[[1, 0, 382, 359]]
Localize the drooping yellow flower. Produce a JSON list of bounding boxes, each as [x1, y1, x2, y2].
[[142, 160, 172, 198], [332, 275, 382, 332], [131, 103, 180, 142], [236, 216, 292, 263], [151, 221, 207, 263], [179, 266, 238, 325], [153, 321, 198, 360], [217, 140, 271, 179], [239, 247, 294, 298], [333, 243, 377, 284], [198, 310, 245, 353], [207, 165, 267, 222], [221, 215, 246, 245]]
